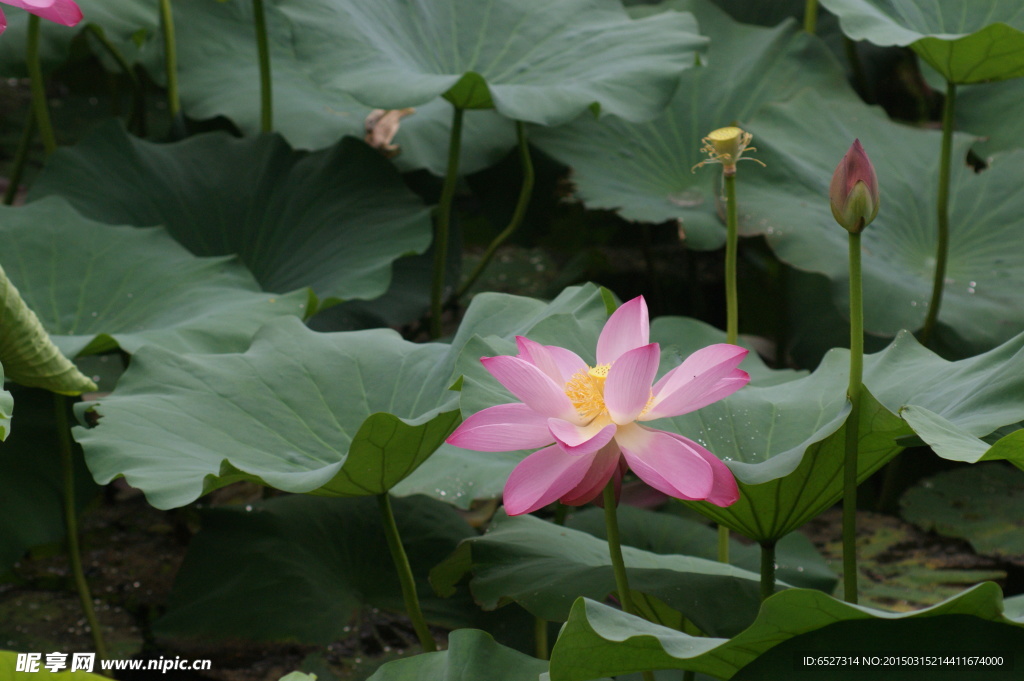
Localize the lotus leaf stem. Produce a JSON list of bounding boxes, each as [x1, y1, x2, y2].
[[430, 106, 465, 338], [55, 395, 111, 672], [759, 539, 776, 602], [804, 0, 818, 34], [377, 492, 437, 652], [457, 121, 534, 299], [252, 0, 273, 132], [920, 80, 956, 346], [158, 0, 180, 117]]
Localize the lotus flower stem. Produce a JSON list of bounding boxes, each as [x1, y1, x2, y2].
[[377, 492, 437, 652], [3, 108, 35, 205], [718, 165, 740, 565], [456, 121, 534, 299], [429, 106, 465, 338], [920, 80, 956, 346], [602, 482, 656, 681], [251, 0, 273, 132], [804, 0, 818, 34], [158, 0, 180, 117], [55, 395, 111, 672], [26, 15, 57, 156], [759, 539, 776, 602], [843, 230, 864, 603]]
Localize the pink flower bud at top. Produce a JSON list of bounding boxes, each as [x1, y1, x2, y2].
[[830, 139, 879, 234]]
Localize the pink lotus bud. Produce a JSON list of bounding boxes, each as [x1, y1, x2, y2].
[[830, 139, 879, 234]]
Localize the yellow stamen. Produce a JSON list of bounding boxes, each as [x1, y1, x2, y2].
[[565, 363, 611, 421]]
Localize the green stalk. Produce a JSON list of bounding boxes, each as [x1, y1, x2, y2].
[[804, 0, 818, 34], [919, 80, 956, 346], [717, 169, 740, 565], [252, 0, 273, 132], [456, 121, 534, 299], [377, 493, 436, 652], [26, 15, 57, 156], [759, 540, 777, 602], [158, 0, 180, 117], [534, 617, 549, 660], [429, 106, 465, 339], [843, 230, 864, 604], [3, 109, 35, 205], [602, 482, 656, 681], [85, 25, 144, 130], [55, 395, 111, 672]]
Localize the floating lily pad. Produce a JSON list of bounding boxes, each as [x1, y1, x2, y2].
[[29, 122, 432, 306], [901, 464, 1024, 564], [742, 90, 1024, 352], [432, 512, 771, 638], [820, 0, 1024, 83], [366, 629, 550, 681], [277, 0, 705, 125], [154, 495, 479, 645], [548, 583, 1024, 681], [0, 198, 307, 358], [74, 318, 461, 510], [530, 0, 853, 250]]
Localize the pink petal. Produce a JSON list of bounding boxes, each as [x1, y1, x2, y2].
[[481, 355, 580, 423], [596, 296, 649, 365], [615, 423, 714, 500], [643, 344, 749, 420], [559, 441, 623, 506], [0, 8, 6, 33], [548, 418, 616, 455], [604, 343, 659, 424], [3, 0, 82, 26], [503, 444, 595, 515], [446, 403, 554, 452], [663, 432, 739, 507], [516, 336, 586, 384]]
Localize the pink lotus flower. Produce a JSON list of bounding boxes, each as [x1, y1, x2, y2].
[[447, 296, 749, 515], [0, 0, 83, 34]]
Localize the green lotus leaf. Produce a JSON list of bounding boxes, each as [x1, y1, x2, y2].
[[432, 512, 774, 638], [955, 77, 1024, 158], [0, 198, 307, 358], [73, 317, 461, 509], [861, 330, 1024, 467], [277, 675, 316, 681], [366, 629, 549, 681], [168, 0, 515, 175], [565, 506, 836, 593], [901, 463, 1024, 563], [530, 0, 853, 250], [29, 122, 432, 307], [0, 237, 94, 393], [0, 388, 96, 575], [741, 90, 1024, 353], [819, 0, 1024, 83], [549, 583, 1024, 680], [277, 0, 705, 125], [154, 495, 483, 644]]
